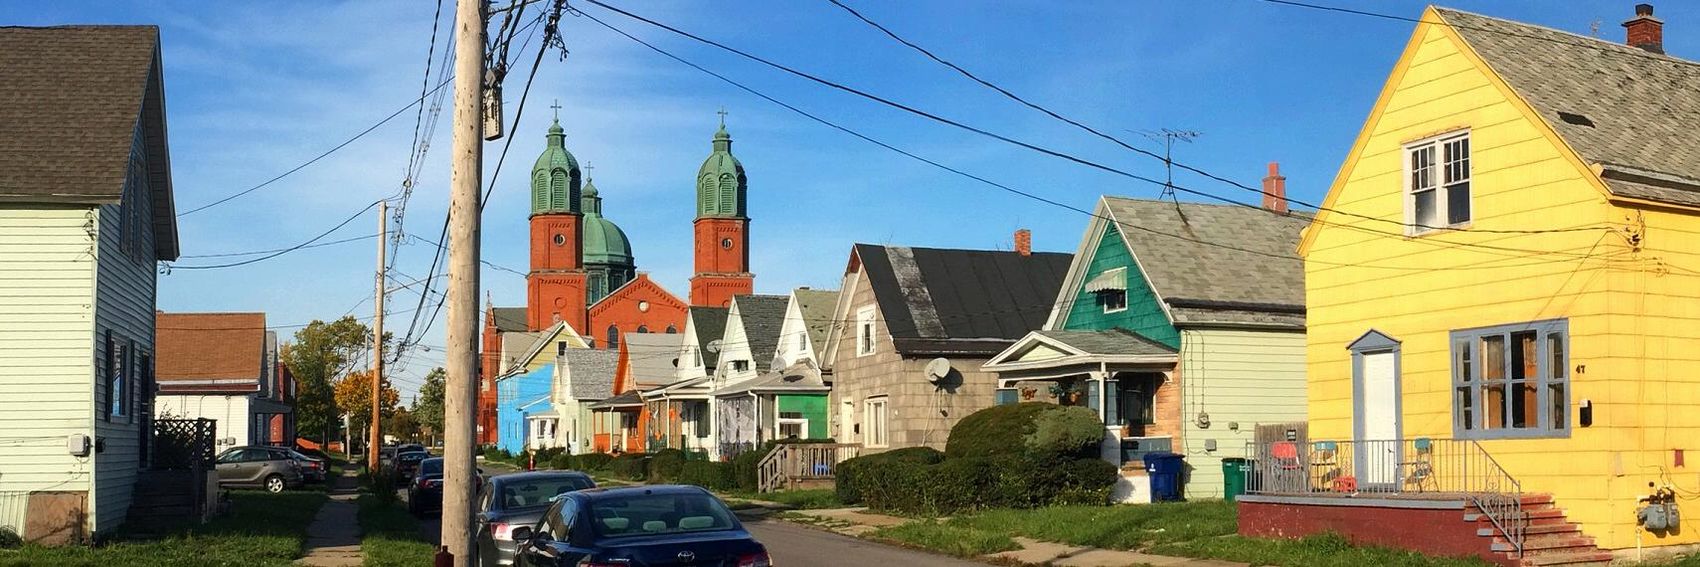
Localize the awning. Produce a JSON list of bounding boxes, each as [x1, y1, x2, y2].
[[1083, 267, 1126, 293], [588, 390, 644, 410]]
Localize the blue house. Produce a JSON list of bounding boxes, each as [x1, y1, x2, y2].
[[497, 363, 556, 455]]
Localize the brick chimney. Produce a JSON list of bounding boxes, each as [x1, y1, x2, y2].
[[1014, 229, 1032, 257], [1261, 162, 1289, 214], [1624, 3, 1664, 54]]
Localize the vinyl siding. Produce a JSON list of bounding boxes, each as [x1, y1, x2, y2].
[[90, 194, 159, 535], [1177, 329, 1306, 498], [1303, 18, 1690, 549], [1061, 225, 1178, 348], [0, 205, 98, 529], [156, 395, 253, 449]]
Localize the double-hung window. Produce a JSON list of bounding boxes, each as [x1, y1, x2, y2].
[[855, 306, 877, 356], [1451, 319, 1568, 439], [864, 397, 889, 448], [1406, 131, 1471, 233]]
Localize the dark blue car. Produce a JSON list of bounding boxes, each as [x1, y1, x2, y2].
[[510, 485, 770, 567]]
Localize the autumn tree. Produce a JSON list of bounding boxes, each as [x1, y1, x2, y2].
[[385, 407, 421, 443], [334, 369, 401, 445], [283, 317, 373, 444], [413, 367, 446, 436]]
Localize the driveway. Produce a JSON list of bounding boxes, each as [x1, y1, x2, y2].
[[744, 518, 990, 567]]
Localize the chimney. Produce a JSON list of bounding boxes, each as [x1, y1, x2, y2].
[[1014, 229, 1032, 257], [1262, 162, 1289, 214], [1624, 3, 1664, 54]]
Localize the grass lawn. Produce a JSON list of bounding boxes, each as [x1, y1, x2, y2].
[[0, 491, 326, 567], [355, 494, 435, 567], [870, 521, 1020, 557], [724, 489, 842, 510], [946, 500, 1238, 549], [1150, 533, 1494, 567]]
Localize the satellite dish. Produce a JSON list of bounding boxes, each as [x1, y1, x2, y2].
[[706, 339, 723, 353], [771, 355, 787, 371], [925, 357, 952, 383]]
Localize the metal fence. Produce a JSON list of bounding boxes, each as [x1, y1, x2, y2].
[[1244, 438, 1525, 556]]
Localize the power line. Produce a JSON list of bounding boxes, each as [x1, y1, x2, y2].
[[166, 201, 380, 270], [176, 234, 375, 259]]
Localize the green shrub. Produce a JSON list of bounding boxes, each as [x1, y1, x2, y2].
[[548, 453, 576, 470], [835, 447, 946, 504], [1025, 405, 1106, 459], [481, 446, 511, 462], [577, 453, 614, 471], [609, 453, 651, 480], [676, 461, 737, 491], [650, 448, 686, 482], [945, 402, 1054, 459], [0, 526, 20, 550]]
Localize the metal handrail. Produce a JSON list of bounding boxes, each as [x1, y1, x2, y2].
[[1242, 437, 1524, 556]]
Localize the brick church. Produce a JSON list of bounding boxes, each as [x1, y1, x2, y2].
[[477, 116, 753, 444]]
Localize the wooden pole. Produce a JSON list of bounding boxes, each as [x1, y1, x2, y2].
[[442, 0, 485, 562], [369, 199, 386, 471]]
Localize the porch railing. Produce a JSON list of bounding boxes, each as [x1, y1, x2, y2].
[[756, 443, 862, 493], [1243, 438, 1525, 557]]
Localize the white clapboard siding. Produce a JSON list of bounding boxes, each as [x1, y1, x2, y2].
[[90, 196, 159, 535], [1178, 328, 1309, 499], [0, 206, 98, 512]]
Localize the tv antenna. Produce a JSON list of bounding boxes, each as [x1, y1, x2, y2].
[[1133, 128, 1201, 200]]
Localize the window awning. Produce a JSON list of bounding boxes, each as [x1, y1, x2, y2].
[[1083, 267, 1127, 293]]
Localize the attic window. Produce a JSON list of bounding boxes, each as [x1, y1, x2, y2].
[[1556, 112, 1595, 128]]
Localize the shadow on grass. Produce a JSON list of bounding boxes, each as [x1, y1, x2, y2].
[[0, 491, 327, 567], [356, 494, 435, 567]]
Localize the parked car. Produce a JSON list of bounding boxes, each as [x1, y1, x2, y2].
[[474, 471, 597, 566], [392, 450, 429, 480], [510, 485, 769, 567], [408, 457, 489, 517], [378, 444, 427, 470], [271, 446, 327, 483], [214, 446, 304, 493]]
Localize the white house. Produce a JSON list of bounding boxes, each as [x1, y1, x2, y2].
[[155, 313, 294, 451], [0, 25, 180, 543]]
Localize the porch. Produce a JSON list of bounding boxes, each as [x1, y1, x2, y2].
[[588, 390, 645, 454]]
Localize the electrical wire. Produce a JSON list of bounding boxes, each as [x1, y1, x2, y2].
[[166, 201, 381, 270], [175, 234, 375, 259]]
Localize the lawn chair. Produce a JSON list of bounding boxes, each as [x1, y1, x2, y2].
[[1271, 441, 1304, 493], [1398, 437, 1436, 493], [1309, 441, 1341, 491]]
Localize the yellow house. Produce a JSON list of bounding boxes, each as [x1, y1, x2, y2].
[[1239, 4, 1698, 564]]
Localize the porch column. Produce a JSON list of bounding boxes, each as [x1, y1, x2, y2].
[[1090, 369, 1118, 465]]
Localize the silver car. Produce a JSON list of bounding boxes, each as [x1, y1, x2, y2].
[[474, 471, 596, 567], [214, 446, 304, 493]]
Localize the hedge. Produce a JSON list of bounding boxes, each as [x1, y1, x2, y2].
[[676, 461, 737, 491], [609, 453, 651, 481], [835, 447, 946, 504], [576, 453, 613, 472], [649, 449, 686, 482], [946, 402, 1100, 460]]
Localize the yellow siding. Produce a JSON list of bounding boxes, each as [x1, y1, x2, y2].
[[1303, 16, 1698, 550], [1179, 329, 1307, 499]]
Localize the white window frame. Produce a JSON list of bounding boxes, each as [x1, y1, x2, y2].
[[864, 397, 889, 448], [777, 413, 808, 439], [1404, 130, 1471, 235], [855, 306, 877, 357]]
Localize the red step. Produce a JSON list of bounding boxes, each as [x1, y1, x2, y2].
[[1516, 551, 1613, 567], [1478, 523, 1581, 537]]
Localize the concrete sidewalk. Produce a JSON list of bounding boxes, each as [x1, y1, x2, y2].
[[784, 507, 1249, 567], [297, 467, 363, 566]]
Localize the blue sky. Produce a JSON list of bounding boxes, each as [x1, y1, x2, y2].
[[8, 1, 1691, 398]]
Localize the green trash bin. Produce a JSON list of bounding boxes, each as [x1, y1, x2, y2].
[[1222, 458, 1250, 502]]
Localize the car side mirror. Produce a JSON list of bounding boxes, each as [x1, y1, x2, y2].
[[510, 526, 533, 545]]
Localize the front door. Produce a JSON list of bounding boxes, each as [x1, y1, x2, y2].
[[1356, 350, 1401, 485]]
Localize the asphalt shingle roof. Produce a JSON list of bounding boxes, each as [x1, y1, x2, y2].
[[156, 312, 265, 383], [621, 333, 683, 389], [732, 294, 790, 371], [1101, 197, 1306, 327], [856, 244, 1073, 355], [560, 348, 619, 401], [1033, 328, 1177, 357], [491, 307, 528, 333], [1435, 7, 1700, 204], [688, 306, 729, 369], [791, 289, 840, 352]]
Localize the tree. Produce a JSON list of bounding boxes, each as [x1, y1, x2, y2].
[[283, 317, 374, 445], [334, 369, 401, 442], [385, 407, 421, 443], [414, 367, 446, 437]]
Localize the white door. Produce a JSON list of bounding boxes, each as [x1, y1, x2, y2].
[[1358, 351, 1400, 485], [839, 401, 855, 442]]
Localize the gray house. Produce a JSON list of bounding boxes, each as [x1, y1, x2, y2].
[[0, 26, 180, 542]]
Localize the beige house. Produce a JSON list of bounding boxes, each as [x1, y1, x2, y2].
[[823, 240, 1072, 452]]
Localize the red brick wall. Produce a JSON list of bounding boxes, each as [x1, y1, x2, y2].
[[588, 274, 688, 348], [690, 217, 752, 307], [1237, 500, 1511, 566], [479, 310, 501, 445], [528, 272, 588, 331]]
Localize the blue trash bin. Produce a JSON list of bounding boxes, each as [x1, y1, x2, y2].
[[1142, 452, 1185, 502]]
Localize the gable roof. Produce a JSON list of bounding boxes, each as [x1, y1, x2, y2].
[[622, 332, 683, 389], [792, 288, 840, 351], [1032, 328, 1178, 357], [492, 307, 528, 333], [1435, 8, 1700, 207], [0, 26, 179, 259], [688, 306, 729, 368], [854, 244, 1072, 355], [731, 294, 789, 371], [560, 347, 619, 401], [1099, 197, 1306, 328], [156, 312, 265, 389]]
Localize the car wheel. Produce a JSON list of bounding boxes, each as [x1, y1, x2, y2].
[[264, 474, 286, 493]]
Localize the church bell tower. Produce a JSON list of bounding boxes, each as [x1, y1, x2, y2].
[[689, 114, 754, 307], [526, 117, 589, 331]]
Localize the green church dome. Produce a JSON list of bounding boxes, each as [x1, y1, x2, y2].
[[696, 122, 747, 218], [531, 119, 582, 215], [580, 178, 634, 266]]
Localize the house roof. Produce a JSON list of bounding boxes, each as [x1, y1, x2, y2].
[[622, 333, 683, 389], [560, 347, 619, 401], [854, 244, 1073, 355], [0, 26, 178, 259], [1032, 328, 1178, 357], [688, 306, 730, 368], [588, 389, 643, 410], [491, 307, 528, 333], [792, 288, 840, 351], [1434, 7, 1700, 206], [731, 294, 790, 371], [500, 331, 550, 371], [1101, 197, 1306, 328], [156, 312, 265, 388], [715, 362, 829, 397]]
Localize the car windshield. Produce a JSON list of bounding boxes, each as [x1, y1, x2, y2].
[[399, 452, 426, 462], [588, 492, 736, 539], [419, 459, 444, 476], [498, 476, 594, 510]]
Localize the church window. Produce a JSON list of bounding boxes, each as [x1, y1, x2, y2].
[[637, 325, 650, 334], [718, 174, 735, 214], [720, 238, 733, 250], [550, 170, 568, 210], [533, 171, 549, 210], [638, 301, 650, 313], [701, 175, 718, 213], [606, 325, 620, 349], [666, 325, 678, 334], [553, 234, 566, 246]]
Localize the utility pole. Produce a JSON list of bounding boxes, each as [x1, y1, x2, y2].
[[442, 0, 485, 562], [369, 199, 387, 471]]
